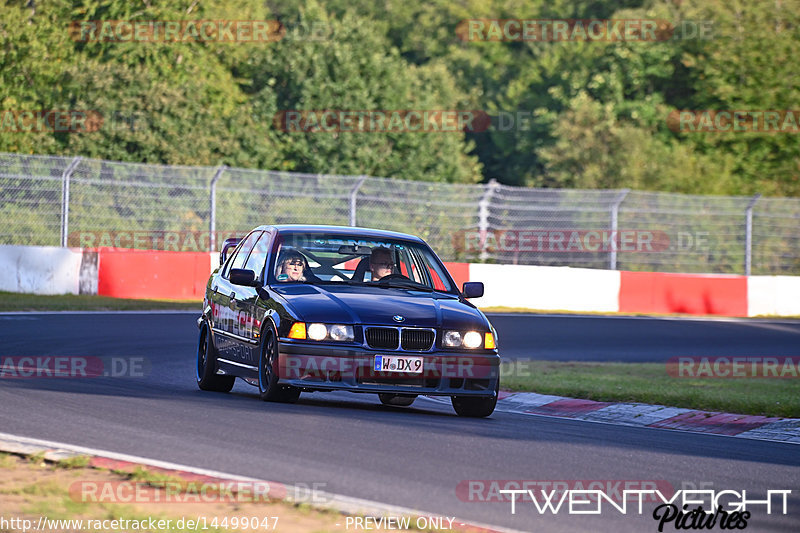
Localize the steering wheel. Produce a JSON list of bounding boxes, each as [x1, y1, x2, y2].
[[377, 273, 409, 283]]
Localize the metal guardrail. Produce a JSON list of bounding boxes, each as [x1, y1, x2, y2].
[[1, 152, 798, 275]]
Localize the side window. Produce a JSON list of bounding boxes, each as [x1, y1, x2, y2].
[[223, 231, 262, 278], [244, 232, 272, 280]]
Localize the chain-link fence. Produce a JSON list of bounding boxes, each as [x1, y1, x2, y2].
[[1, 151, 798, 275]]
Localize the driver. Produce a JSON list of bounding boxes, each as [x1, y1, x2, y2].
[[276, 250, 309, 282], [369, 247, 396, 281]]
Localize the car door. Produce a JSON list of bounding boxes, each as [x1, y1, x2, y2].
[[216, 231, 262, 364], [232, 230, 274, 367]]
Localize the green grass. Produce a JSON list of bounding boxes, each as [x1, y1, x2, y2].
[[502, 361, 800, 418], [0, 453, 12, 468], [26, 451, 47, 466], [0, 291, 199, 311], [56, 455, 91, 469], [111, 466, 185, 486]]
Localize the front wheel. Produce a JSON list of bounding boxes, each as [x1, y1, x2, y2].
[[258, 324, 300, 403], [451, 382, 498, 418], [196, 323, 235, 392]]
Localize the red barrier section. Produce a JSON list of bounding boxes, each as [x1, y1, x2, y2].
[[444, 262, 470, 291], [619, 271, 747, 316], [97, 249, 210, 300]]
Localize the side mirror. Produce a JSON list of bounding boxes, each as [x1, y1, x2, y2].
[[220, 237, 241, 266], [462, 281, 484, 299], [230, 268, 257, 287]]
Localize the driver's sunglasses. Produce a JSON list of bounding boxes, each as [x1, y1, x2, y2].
[[372, 262, 394, 268], [285, 260, 304, 267]]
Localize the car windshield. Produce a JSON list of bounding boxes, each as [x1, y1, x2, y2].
[[268, 232, 457, 293]]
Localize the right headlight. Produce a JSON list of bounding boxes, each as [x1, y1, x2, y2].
[[443, 330, 462, 347]]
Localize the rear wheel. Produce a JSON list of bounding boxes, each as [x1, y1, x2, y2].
[[378, 394, 417, 407], [451, 381, 498, 418], [258, 325, 300, 403], [196, 323, 235, 392]]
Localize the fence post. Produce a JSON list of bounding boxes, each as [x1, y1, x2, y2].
[[478, 179, 500, 261], [209, 165, 227, 252], [609, 189, 630, 270], [349, 176, 367, 227], [745, 193, 761, 276], [60, 156, 82, 247]]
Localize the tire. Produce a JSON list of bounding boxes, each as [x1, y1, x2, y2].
[[451, 381, 498, 418], [378, 393, 417, 407], [258, 324, 300, 403], [196, 323, 235, 392]]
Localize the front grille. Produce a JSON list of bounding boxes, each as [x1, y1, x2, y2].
[[366, 327, 399, 349], [401, 329, 435, 351]]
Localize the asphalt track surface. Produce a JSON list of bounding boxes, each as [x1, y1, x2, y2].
[[1, 312, 799, 532]]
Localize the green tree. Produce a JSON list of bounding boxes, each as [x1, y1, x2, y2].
[[247, 4, 482, 182]]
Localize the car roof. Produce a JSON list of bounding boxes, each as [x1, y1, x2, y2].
[[253, 224, 426, 244]]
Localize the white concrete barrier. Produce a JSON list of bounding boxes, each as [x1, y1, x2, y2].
[[470, 263, 621, 312], [0, 245, 85, 295], [747, 275, 800, 317]]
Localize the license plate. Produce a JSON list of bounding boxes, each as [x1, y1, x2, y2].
[[374, 354, 423, 374]]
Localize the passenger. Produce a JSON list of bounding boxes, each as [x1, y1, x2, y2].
[[276, 251, 308, 282], [369, 247, 396, 281]]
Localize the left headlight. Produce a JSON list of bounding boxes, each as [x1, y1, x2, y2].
[[444, 329, 491, 349], [307, 323, 354, 342]]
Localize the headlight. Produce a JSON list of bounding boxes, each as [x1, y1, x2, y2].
[[444, 330, 462, 347], [306, 323, 354, 342], [329, 324, 353, 341], [444, 330, 484, 349], [463, 331, 483, 349], [307, 323, 328, 341]]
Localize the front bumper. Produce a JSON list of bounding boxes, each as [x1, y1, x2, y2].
[[277, 341, 500, 397]]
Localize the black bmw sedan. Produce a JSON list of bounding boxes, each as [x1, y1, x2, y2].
[[197, 225, 500, 417]]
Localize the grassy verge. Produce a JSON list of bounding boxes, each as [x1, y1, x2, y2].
[[0, 291, 198, 312], [0, 453, 450, 533], [502, 361, 800, 418]]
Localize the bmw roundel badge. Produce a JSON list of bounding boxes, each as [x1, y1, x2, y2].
[[393, 315, 405, 322]]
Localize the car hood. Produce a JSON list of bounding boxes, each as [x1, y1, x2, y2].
[[272, 284, 487, 330]]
